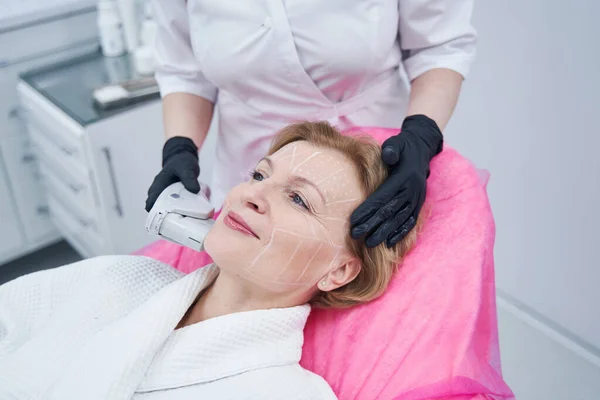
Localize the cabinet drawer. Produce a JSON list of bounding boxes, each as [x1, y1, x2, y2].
[[1, 134, 56, 243], [19, 83, 88, 172], [47, 193, 103, 258], [38, 157, 97, 225], [27, 117, 88, 182]]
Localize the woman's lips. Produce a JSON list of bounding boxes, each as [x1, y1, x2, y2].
[[224, 212, 259, 239]]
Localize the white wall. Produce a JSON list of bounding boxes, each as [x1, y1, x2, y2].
[[444, 0, 600, 398], [497, 298, 600, 400]]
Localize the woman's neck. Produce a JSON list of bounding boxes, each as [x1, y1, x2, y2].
[[177, 267, 298, 329]]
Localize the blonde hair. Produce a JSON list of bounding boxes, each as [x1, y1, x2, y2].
[[268, 121, 423, 308]]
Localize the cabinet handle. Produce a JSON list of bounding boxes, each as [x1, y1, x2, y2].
[[59, 145, 75, 156], [8, 106, 20, 119], [78, 217, 91, 228], [21, 153, 37, 163], [36, 206, 49, 216], [68, 183, 83, 194], [78, 218, 97, 232], [101, 147, 123, 217]]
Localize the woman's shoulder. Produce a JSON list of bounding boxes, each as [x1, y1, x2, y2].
[[71, 254, 184, 278], [42, 255, 181, 282], [94, 255, 185, 278], [0, 255, 184, 307], [0, 255, 184, 351], [65, 255, 186, 294]]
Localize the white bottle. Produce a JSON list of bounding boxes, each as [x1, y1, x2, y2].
[[97, 0, 126, 57], [140, 1, 157, 47], [133, 0, 158, 76], [117, 0, 140, 52]]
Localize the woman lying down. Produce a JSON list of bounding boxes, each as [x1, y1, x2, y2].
[[0, 121, 421, 399]]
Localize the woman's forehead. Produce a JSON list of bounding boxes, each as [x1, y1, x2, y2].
[[270, 141, 363, 213], [270, 141, 347, 172]]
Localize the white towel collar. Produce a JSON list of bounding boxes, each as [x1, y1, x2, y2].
[[136, 265, 311, 392]]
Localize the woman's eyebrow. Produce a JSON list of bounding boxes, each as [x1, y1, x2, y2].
[[261, 156, 326, 204], [260, 156, 274, 169], [291, 176, 326, 204]]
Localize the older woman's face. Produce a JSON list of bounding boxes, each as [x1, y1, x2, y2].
[[204, 141, 364, 292]]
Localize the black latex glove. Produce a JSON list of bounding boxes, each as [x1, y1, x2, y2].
[[145, 136, 200, 212], [350, 114, 443, 248]]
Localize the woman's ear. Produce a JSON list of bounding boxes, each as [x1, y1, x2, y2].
[[319, 257, 361, 292]]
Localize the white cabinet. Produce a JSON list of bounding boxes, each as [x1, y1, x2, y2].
[[0, 154, 26, 260], [86, 103, 166, 255], [0, 47, 96, 247], [17, 49, 220, 257], [18, 80, 106, 258], [17, 52, 169, 257], [0, 4, 99, 266]]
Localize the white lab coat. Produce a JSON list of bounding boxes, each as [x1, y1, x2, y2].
[[153, 0, 476, 207], [0, 256, 337, 400]]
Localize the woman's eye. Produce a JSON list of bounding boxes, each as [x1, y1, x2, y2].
[[250, 170, 265, 181], [291, 193, 309, 210]]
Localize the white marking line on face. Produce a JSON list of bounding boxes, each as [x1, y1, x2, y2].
[[325, 198, 359, 207], [291, 152, 322, 174], [245, 245, 341, 287], [275, 240, 302, 279], [270, 228, 344, 250], [245, 269, 315, 287], [323, 216, 348, 223], [325, 248, 342, 275], [315, 220, 338, 247], [315, 167, 345, 186], [244, 228, 343, 284], [271, 148, 314, 173], [270, 143, 303, 162], [246, 228, 276, 272], [295, 242, 323, 282], [289, 145, 297, 172], [222, 198, 230, 210], [309, 218, 317, 236], [270, 143, 294, 161]]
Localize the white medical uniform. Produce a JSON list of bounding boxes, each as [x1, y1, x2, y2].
[[0, 256, 336, 399], [153, 0, 476, 207]]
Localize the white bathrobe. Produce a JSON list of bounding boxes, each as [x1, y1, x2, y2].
[[0, 256, 337, 399]]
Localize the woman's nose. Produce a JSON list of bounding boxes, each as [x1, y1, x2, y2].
[[241, 184, 270, 214]]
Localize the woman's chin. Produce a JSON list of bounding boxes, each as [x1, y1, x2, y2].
[[204, 230, 242, 269]]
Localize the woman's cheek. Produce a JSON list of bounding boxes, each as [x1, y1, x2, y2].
[[263, 231, 340, 285]]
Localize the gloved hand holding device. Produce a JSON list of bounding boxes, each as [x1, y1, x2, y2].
[[145, 136, 201, 212]]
